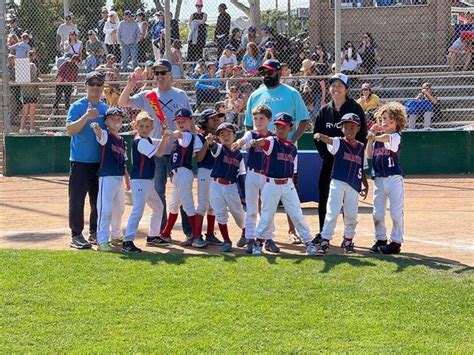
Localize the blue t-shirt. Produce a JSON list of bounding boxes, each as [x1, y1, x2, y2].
[[241, 54, 261, 72], [66, 97, 108, 163], [244, 84, 309, 141]]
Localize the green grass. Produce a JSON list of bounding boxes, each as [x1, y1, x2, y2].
[[0, 249, 472, 353]]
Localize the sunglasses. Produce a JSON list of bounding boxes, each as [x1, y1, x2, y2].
[[107, 108, 124, 116], [154, 70, 169, 76], [88, 80, 104, 87], [260, 70, 276, 76]]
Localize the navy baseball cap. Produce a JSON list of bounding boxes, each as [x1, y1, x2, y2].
[[329, 73, 350, 88], [225, 44, 235, 51], [274, 112, 294, 127], [258, 59, 282, 72], [340, 113, 361, 126], [173, 108, 193, 120], [105, 107, 125, 117], [201, 109, 224, 120], [153, 59, 172, 72], [216, 122, 237, 135], [124, 10, 132, 16], [85, 71, 105, 84]]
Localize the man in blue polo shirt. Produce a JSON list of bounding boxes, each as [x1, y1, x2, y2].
[[66, 71, 108, 249]]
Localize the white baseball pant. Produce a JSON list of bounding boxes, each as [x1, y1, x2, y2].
[[210, 180, 245, 228], [97, 176, 125, 244], [321, 179, 359, 241], [169, 167, 196, 215], [125, 179, 164, 241], [255, 178, 312, 244], [373, 175, 404, 243], [196, 168, 214, 216], [245, 170, 275, 240]]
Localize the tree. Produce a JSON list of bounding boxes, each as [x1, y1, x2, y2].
[[174, 0, 183, 20], [70, 0, 106, 36], [229, 0, 261, 31], [112, 0, 145, 15]]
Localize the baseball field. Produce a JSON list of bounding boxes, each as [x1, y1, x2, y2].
[[0, 175, 473, 352]]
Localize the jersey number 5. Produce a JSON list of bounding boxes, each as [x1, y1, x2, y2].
[[357, 168, 362, 179]]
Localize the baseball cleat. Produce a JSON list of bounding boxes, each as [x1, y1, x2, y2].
[[146, 236, 170, 247], [180, 235, 194, 247], [341, 239, 355, 254], [369, 240, 387, 253], [222, 241, 233, 252], [378, 242, 401, 255], [205, 233, 224, 246], [305, 243, 317, 255], [97, 242, 112, 252], [88, 232, 97, 245], [192, 236, 208, 249], [315, 240, 330, 256], [289, 231, 302, 244], [236, 235, 247, 248], [264, 239, 280, 253], [121, 241, 142, 253], [110, 236, 124, 247], [70, 234, 92, 249], [311, 233, 323, 246]]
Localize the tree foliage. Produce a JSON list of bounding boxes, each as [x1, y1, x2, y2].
[[70, 0, 107, 36]]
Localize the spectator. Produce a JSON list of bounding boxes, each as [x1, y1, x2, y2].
[[97, 7, 108, 43], [190, 59, 206, 79], [136, 11, 149, 64], [66, 71, 108, 249], [340, 41, 362, 75], [7, 33, 19, 48], [64, 30, 83, 58], [299, 59, 326, 116], [187, 1, 208, 62], [170, 12, 181, 42], [103, 11, 120, 62], [215, 3, 231, 55], [9, 32, 31, 58], [118, 10, 140, 72], [8, 17, 23, 38], [56, 14, 79, 56], [50, 54, 81, 119], [8, 54, 23, 127], [407, 82, 438, 130], [218, 44, 238, 69], [258, 25, 274, 53], [215, 101, 226, 114], [242, 42, 261, 76], [97, 54, 121, 107], [229, 28, 244, 61], [358, 33, 380, 74], [281, 62, 295, 87], [226, 64, 252, 98], [312, 43, 331, 75], [356, 83, 381, 126], [85, 30, 105, 72], [151, 11, 165, 61], [19, 51, 41, 134], [448, 32, 473, 72], [170, 40, 184, 79], [241, 26, 257, 51], [195, 63, 221, 107], [262, 41, 276, 62], [224, 86, 244, 128], [220, 63, 234, 79]]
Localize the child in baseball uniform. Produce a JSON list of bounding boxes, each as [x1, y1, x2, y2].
[[250, 113, 317, 256], [232, 104, 277, 252], [90, 107, 130, 252], [366, 102, 407, 254], [159, 108, 204, 247], [207, 122, 246, 252], [195, 109, 225, 246], [122, 112, 170, 253], [313, 113, 369, 255]]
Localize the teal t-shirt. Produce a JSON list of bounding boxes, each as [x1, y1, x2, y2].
[[244, 83, 309, 140]]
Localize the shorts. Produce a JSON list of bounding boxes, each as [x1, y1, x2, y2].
[[22, 96, 38, 104]]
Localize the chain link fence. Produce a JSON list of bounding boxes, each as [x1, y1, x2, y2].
[[3, 0, 474, 136]]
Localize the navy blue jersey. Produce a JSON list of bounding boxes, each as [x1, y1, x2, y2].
[[98, 131, 126, 177], [247, 131, 273, 171], [131, 137, 156, 180], [197, 133, 215, 170], [211, 144, 243, 183], [170, 131, 194, 171], [264, 137, 297, 179], [371, 133, 403, 178], [330, 138, 365, 192]]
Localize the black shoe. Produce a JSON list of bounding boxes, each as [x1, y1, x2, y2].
[[70, 234, 92, 249], [88, 232, 97, 245], [312, 233, 323, 246], [264, 239, 280, 253], [146, 236, 170, 247], [246, 239, 255, 254], [369, 240, 387, 253], [341, 239, 355, 254], [316, 240, 330, 256], [121, 241, 142, 253], [205, 233, 224, 246], [378, 242, 401, 255], [236, 235, 247, 248]]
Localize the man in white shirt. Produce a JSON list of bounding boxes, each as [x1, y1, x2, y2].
[[56, 14, 79, 55]]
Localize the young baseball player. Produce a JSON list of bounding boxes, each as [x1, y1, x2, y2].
[[250, 113, 317, 256], [232, 104, 277, 252], [313, 113, 369, 255], [207, 122, 246, 252], [195, 109, 225, 246], [90, 107, 130, 252], [123, 112, 170, 253], [159, 108, 204, 247], [366, 102, 407, 254]]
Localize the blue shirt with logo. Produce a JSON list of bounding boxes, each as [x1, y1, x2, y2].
[[211, 144, 244, 183]]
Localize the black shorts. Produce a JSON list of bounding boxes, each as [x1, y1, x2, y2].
[[23, 96, 38, 104]]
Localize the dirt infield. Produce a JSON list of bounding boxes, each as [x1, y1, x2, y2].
[[0, 174, 473, 266]]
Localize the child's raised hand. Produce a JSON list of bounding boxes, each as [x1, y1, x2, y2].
[[313, 133, 321, 141], [371, 123, 383, 132], [231, 141, 240, 151], [206, 134, 215, 145]]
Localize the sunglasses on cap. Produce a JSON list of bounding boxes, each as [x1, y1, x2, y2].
[[154, 70, 169, 76], [107, 108, 125, 116], [87, 79, 104, 87]]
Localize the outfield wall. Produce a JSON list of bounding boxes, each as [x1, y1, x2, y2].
[[4, 131, 473, 176]]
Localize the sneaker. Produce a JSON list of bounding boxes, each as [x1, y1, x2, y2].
[[252, 241, 262, 255], [97, 242, 112, 252], [222, 241, 232, 252], [236, 235, 247, 248], [180, 235, 194, 246], [246, 238, 255, 254], [192, 236, 208, 248], [205, 233, 223, 246], [88, 232, 97, 245], [289, 231, 302, 244], [159, 235, 172, 244], [146, 236, 170, 247], [29, 129, 35, 134], [305, 243, 317, 255], [264, 239, 280, 253], [369, 240, 387, 253], [341, 239, 355, 254], [378, 242, 401, 255], [19, 128, 27, 134], [110, 236, 124, 247], [121, 241, 142, 253], [312, 233, 323, 246], [316, 240, 330, 256], [70, 234, 92, 249]]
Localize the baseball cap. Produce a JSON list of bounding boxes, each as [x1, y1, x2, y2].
[[87, 30, 97, 35], [105, 107, 125, 117], [258, 59, 282, 72], [216, 122, 237, 135], [200, 109, 225, 121], [101, 7, 108, 13], [262, 25, 270, 32], [273, 112, 294, 127], [124, 10, 132, 16], [361, 82, 371, 90], [265, 41, 274, 49], [173, 108, 193, 121], [136, 11, 145, 16], [153, 59, 172, 72], [225, 44, 235, 51], [248, 26, 256, 33], [85, 71, 105, 84], [329, 73, 350, 88], [144, 60, 155, 67], [106, 53, 115, 60], [219, 3, 227, 9], [65, 13, 73, 19], [156, 11, 164, 16], [340, 113, 361, 126]]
